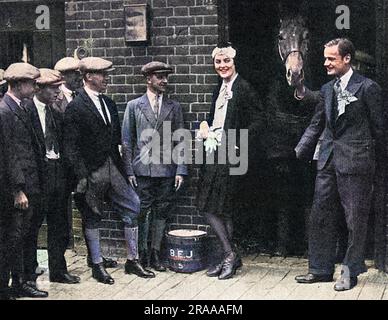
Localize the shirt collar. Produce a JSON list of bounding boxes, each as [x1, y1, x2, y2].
[[33, 96, 46, 110], [6, 92, 21, 106], [223, 72, 239, 90], [338, 68, 353, 90], [146, 89, 163, 105], [84, 85, 100, 99]]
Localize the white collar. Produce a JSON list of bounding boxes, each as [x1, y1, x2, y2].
[[6, 92, 21, 106], [146, 89, 163, 104], [338, 68, 353, 90], [84, 85, 101, 99], [223, 73, 239, 90], [60, 84, 73, 95], [33, 96, 46, 110]]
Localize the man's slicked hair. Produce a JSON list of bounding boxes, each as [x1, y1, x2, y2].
[[324, 38, 355, 62]]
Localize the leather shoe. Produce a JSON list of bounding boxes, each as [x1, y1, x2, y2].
[[50, 272, 81, 284], [334, 276, 357, 291], [218, 251, 240, 280], [87, 256, 118, 269], [13, 283, 48, 298], [91, 263, 114, 285], [125, 259, 155, 278], [206, 263, 223, 277], [150, 249, 166, 272], [295, 273, 333, 284]]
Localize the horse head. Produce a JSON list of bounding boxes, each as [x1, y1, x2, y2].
[[278, 15, 309, 87]]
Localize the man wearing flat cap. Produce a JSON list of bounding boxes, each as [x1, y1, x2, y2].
[[54, 57, 116, 270], [122, 61, 188, 271], [64, 57, 154, 284], [22, 69, 80, 286], [53, 57, 82, 113], [0, 63, 49, 298]]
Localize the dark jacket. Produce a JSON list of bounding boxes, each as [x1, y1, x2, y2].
[[28, 99, 69, 194], [63, 88, 125, 181], [197, 75, 266, 216], [0, 94, 43, 196], [295, 71, 385, 174]]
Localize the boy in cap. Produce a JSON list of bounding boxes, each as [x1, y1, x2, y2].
[[0, 63, 48, 298], [122, 61, 187, 271], [23, 69, 80, 285], [64, 57, 154, 284], [53, 57, 82, 113]]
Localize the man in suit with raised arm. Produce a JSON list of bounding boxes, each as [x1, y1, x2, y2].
[[295, 38, 386, 291]]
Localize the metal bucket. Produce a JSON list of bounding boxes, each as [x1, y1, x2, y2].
[[166, 229, 207, 273]]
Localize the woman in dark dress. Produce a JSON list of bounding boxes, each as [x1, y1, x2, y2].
[[197, 44, 266, 279]]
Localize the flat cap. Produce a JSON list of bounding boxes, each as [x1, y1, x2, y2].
[[54, 57, 80, 72], [4, 62, 40, 81], [0, 69, 6, 85], [36, 68, 64, 86], [141, 61, 173, 76], [79, 57, 115, 73]]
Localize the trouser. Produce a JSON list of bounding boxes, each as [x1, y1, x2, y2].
[[0, 195, 35, 286], [80, 157, 140, 229], [308, 156, 373, 277], [23, 159, 71, 279], [136, 177, 176, 253]]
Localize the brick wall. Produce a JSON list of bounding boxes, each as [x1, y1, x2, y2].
[[64, 0, 220, 256]]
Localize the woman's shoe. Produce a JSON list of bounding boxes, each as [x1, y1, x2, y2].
[[206, 263, 223, 277], [218, 251, 238, 280]]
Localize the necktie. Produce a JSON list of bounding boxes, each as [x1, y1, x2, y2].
[[216, 84, 228, 109], [153, 94, 159, 118], [98, 94, 111, 126], [334, 78, 342, 96], [332, 79, 342, 121], [45, 106, 59, 154]]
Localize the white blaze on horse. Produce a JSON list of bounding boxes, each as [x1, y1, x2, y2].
[[278, 15, 309, 88]]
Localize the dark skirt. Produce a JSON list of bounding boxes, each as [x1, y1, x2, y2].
[[196, 160, 241, 218]]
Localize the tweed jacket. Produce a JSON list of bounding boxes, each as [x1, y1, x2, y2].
[[121, 94, 188, 178]]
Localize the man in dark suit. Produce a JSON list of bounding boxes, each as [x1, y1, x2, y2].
[[54, 57, 118, 270], [26, 68, 80, 285], [53, 57, 82, 113], [122, 62, 188, 271], [64, 57, 154, 284], [0, 63, 48, 298], [295, 38, 385, 291]]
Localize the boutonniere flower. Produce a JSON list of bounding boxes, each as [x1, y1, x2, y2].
[[337, 90, 358, 117], [196, 121, 222, 154], [224, 90, 233, 100]]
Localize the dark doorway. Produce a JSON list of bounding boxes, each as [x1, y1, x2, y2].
[[0, 0, 67, 249], [0, 1, 65, 69], [227, 0, 379, 257]]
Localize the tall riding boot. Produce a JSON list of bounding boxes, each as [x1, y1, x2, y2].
[[124, 227, 155, 278], [150, 219, 167, 271]]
